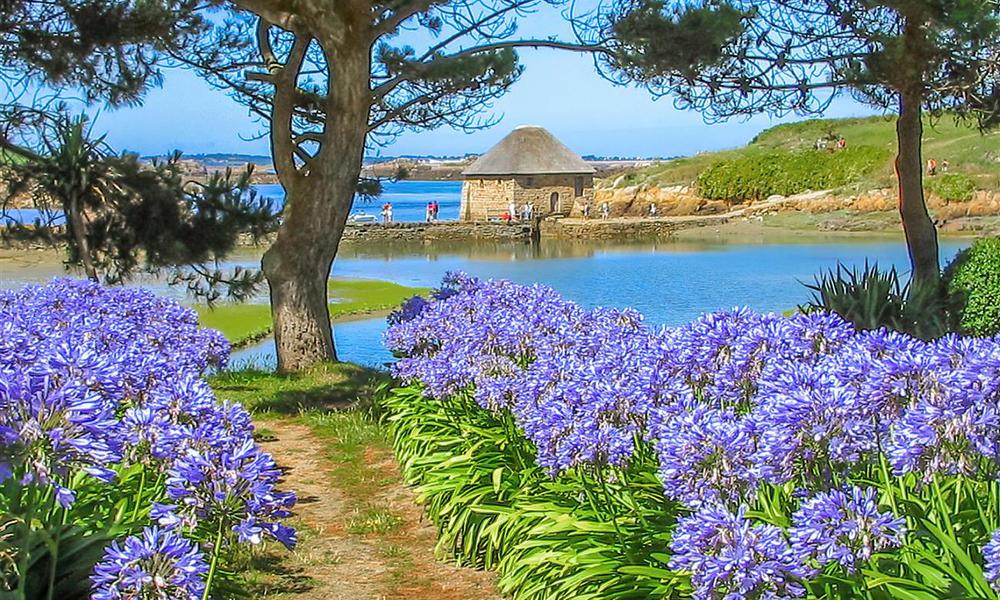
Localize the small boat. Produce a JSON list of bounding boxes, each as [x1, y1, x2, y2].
[[347, 212, 378, 225]]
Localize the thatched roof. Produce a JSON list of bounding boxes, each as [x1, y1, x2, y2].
[[463, 126, 595, 177]]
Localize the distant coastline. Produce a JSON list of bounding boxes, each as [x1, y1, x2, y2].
[[134, 153, 666, 183]]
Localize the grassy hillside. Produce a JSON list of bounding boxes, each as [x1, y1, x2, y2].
[[615, 116, 1000, 197]]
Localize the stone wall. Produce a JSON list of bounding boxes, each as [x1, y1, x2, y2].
[[511, 174, 593, 215], [460, 178, 515, 220], [337, 216, 733, 243], [341, 220, 535, 242], [460, 174, 594, 220], [539, 215, 728, 240]]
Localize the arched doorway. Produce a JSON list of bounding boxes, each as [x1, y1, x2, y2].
[[549, 192, 559, 214]]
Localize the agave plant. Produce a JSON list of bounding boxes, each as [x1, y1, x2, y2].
[[801, 261, 960, 340]]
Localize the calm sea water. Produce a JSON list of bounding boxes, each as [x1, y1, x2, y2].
[[254, 180, 462, 222], [229, 236, 970, 369], [0, 181, 970, 369], [3, 180, 463, 226]]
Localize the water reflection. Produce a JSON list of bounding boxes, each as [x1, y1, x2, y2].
[[230, 318, 392, 370]]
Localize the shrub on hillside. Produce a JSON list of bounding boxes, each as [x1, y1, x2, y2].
[[696, 146, 889, 203], [946, 238, 1000, 335], [925, 173, 977, 202]]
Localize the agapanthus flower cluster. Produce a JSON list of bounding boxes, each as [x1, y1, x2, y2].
[[387, 273, 663, 473], [0, 370, 118, 507], [670, 504, 813, 600], [386, 274, 1000, 598], [648, 405, 758, 506], [0, 280, 231, 499], [0, 279, 295, 598], [160, 439, 296, 549], [90, 527, 207, 600], [789, 486, 906, 572], [387, 274, 1000, 489]]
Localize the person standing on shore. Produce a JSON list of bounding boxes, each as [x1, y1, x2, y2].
[[425, 202, 433, 222], [649, 203, 657, 217], [601, 202, 610, 219], [386, 202, 394, 223], [583, 202, 591, 219], [508, 200, 518, 221]]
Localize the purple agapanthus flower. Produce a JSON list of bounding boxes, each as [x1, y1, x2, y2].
[[789, 486, 906, 572], [91, 527, 207, 600], [0, 278, 296, 563], [163, 439, 297, 549], [0, 370, 119, 506], [649, 405, 758, 507], [670, 504, 813, 600], [984, 529, 1000, 592]]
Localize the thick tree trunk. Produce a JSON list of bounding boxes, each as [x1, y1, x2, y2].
[[895, 92, 940, 284], [262, 152, 367, 372], [262, 35, 371, 373], [261, 207, 337, 372]]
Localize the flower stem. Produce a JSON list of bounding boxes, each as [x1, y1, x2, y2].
[[15, 486, 35, 600], [201, 521, 225, 600], [595, 465, 627, 552], [46, 505, 67, 600], [131, 468, 146, 523]]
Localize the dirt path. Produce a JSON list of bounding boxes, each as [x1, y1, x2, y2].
[[256, 420, 501, 600]]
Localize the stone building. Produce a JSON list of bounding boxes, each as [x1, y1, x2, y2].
[[460, 126, 595, 221]]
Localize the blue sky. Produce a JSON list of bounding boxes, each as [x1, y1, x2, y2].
[[94, 6, 877, 159]]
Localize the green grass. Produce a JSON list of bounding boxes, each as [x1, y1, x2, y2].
[[196, 278, 429, 345], [617, 115, 1000, 193], [212, 362, 414, 594], [209, 362, 388, 415], [346, 507, 404, 535]]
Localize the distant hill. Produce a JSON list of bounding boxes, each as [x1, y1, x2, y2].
[[140, 153, 274, 168], [614, 116, 1000, 197]]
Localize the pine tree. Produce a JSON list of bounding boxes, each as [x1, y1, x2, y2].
[[0, 2, 279, 300], [596, 0, 1000, 284], [181, 0, 605, 371]]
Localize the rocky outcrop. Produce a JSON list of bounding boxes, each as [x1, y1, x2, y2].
[[587, 179, 1000, 222], [582, 184, 728, 218]]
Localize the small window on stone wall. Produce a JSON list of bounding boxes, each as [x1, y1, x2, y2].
[[574, 176, 584, 197], [526, 177, 534, 186]]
